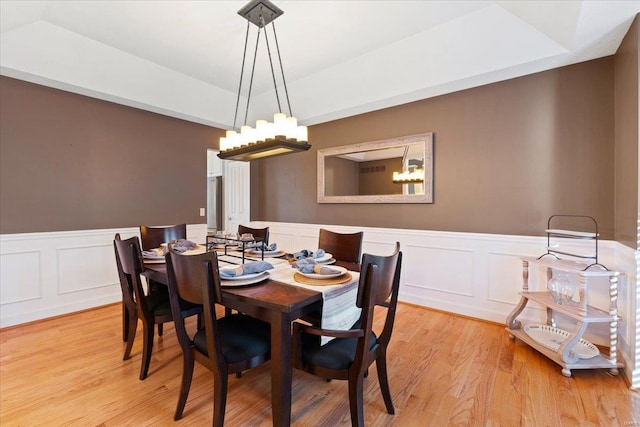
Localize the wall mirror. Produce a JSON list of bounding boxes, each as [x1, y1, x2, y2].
[[317, 132, 433, 203]]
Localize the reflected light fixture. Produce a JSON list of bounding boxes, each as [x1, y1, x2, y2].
[[218, 0, 310, 161], [392, 146, 425, 183]]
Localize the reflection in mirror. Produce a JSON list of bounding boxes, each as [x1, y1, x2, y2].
[[318, 133, 433, 204]]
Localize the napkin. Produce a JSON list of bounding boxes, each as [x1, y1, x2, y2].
[[254, 242, 277, 251], [142, 247, 165, 258], [172, 239, 198, 253], [219, 261, 274, 278], [293, 258, 341, 275], [292, 248, 325, 260]]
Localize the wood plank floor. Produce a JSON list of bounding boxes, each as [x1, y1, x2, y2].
[[1, 302, 638, 426]]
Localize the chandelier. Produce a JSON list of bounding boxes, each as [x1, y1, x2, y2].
[[392, 145, 425, 183], [218, 0, 310, 161]]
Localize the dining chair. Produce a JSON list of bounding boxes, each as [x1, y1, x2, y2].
[[229, 225, 270, 318], [292, 242, 402, 427], [113, 233, 201, 380], [165, 245, 271, 425], [139, 223, 187, 250], [318, 228, 364, 266], [237, 224, 269, 245], [132, 224, 187, 340]]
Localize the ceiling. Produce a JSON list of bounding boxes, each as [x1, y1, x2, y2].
[[1, 1, 639, 130]]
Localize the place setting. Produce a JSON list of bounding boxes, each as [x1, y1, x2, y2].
[[286, 248, 336, 265], [290, 256, 351, 286], [244, 241, 287, 258], [219, 260, 274, 287], [143, 239, 206, 263]]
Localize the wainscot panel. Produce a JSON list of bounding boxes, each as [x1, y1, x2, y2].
[[0, 224, 207, 327]]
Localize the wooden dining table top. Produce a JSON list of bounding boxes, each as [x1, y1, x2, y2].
[[143, 261, 323, 315]]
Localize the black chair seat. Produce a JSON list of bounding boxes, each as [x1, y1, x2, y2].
[[301, 331, 378, 370], [146, 290, 201, 315], [145, 290, 171, 315], [193, 314, 271, 363]]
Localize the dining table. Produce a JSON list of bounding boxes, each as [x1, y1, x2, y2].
[[142, 255, 359, 427]]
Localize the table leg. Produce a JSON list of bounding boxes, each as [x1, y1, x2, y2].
[[271, 313, 292, 427]]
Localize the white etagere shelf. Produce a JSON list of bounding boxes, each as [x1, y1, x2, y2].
[[505, 215, 623, 377]]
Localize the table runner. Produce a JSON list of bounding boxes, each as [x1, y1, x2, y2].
[[267, 259, 361, 345], [218, 252, 362, 344]]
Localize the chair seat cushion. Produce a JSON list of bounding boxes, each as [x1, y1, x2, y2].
[[146, 289, 172, 316], [193, 314, 270, 363], [301, 329, 378, 370], [146, 289, 200, 317]]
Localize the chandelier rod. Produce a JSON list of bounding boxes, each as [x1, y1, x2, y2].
[[261, 15, 283, 115], [242, 24, 262, 128], [233, 20, 251, 132], [271, 22, 292, 116]]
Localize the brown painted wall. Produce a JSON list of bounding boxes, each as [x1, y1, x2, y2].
[[614, 16, 639, 249], [2, 35, 635, 243], [0, 76, 223, 234], [252, 57, 617, 239]]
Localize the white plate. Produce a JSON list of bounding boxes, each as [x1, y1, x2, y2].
[[297, 265, 347, 279], [246, 249, 287, 257], [182, 245, 206, 256], [313, 253, 333, 262], [221, 271, 270, 287], [523, 324, 599, 359], [316, 258, 336, 265], [143, 250, 165, 260], [219, 270, 269, 281], [293, 252, 333, 262]]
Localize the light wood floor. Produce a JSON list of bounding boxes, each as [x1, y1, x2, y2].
[[1, 302, 638, 426]]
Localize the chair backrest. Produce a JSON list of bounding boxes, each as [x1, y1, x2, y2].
[[356, 242, 402, 356], [140, 224, 187, 250], [237, 225, 269, 245], [165, 246, 224, 365], [318, 229, 364, 264], [113, 234, 150, 315]]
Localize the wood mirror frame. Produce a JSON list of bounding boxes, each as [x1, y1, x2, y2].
[[317, 132, 433, 204]]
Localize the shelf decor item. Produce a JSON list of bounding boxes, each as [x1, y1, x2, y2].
[[547, 269, 575, 305], [523, 325, 599, 359]]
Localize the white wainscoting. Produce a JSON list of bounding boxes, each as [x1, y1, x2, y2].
[[253, 221, 639, 387], [1, 222, 637, 387], [0, 224, 208, 328]]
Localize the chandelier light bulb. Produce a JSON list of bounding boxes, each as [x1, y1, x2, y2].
[[296, 126, 308, 142]]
